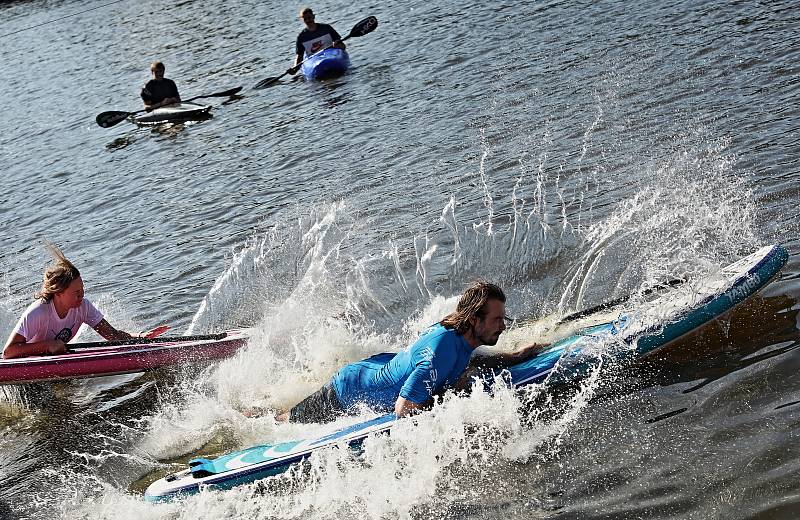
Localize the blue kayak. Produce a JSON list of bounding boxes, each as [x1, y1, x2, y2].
[[144, 244, 788, 502], [300, 48, 350, 80]]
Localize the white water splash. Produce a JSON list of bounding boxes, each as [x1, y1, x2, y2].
[[61, 65, 765, 520]]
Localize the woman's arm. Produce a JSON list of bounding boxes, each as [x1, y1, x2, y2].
[[3, 333, 65, 359], [92, 319, 134, 341]]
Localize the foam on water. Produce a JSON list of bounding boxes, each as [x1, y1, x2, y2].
[[101, 228, 586, 515], [557, 136, 758, 315], [50, 191, 582, 518], [49, 75, 764, 520], [186, 202, 354, 336], [68, 373, 604, 520]]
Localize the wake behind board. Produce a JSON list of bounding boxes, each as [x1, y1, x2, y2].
[[504, 244, 788, 386], [0, 330, 250, 384], [145, 244, 788, 502]]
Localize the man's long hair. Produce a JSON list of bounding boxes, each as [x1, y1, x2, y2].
[[440, 281, 505, 335], [35, 241, 80, 303]]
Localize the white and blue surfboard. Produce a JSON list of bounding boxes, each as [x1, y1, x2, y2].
[[144, 244, 788, 502]]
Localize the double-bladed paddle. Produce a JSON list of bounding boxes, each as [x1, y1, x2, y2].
[[143, 324, 171, 338], [68, 332, 228, 350], [557, 278, 686, 324], [95, 86, 243, 128], [254, 15, 379, 89]]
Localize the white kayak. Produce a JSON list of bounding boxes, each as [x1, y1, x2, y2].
[[132, 102, 212, 125]]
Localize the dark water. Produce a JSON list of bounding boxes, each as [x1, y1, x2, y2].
[[1, 0, 799, 518]]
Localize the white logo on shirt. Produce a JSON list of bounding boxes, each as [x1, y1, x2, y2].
[[420, 346, 437, 396], [303, 34, 334, 54], [55, 327, 73, 342]]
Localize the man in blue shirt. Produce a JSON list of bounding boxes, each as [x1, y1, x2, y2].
[[281, 281, 544, 423]]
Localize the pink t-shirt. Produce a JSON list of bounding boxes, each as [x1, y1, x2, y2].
[[11, 299, 104, 345]]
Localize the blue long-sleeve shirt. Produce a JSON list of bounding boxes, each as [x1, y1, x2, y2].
[[331, 324, 474, 412]]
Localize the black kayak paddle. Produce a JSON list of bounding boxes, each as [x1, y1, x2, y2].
[[557, 278, 686, 324], [68, 332, 228, 350], [95, 86, 243, 128], [254, 15, 378, 89]]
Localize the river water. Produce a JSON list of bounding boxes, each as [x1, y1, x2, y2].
[[1, 0, 799, 518]]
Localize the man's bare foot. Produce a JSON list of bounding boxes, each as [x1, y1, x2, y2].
[[240, 407, 290, 422], [241, 406, 267, 418]]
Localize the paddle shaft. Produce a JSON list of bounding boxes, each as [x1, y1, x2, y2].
[[557, 278, 685, 324], [68, 332, 227, 350], [140, 87, 243, 114]]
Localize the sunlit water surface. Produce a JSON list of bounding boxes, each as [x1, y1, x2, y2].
[[1, 0, 799, 518]]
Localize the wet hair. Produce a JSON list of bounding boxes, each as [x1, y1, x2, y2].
[[35, 242, 80, 303], [440, 281, 505, 335], [299, 7, 314, 18], [150, 61, 165, 71]]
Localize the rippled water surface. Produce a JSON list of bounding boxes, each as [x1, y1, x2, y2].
[[1, 0, 800, 518]]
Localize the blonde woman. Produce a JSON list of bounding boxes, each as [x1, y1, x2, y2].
[[3, 243, 164, 359]]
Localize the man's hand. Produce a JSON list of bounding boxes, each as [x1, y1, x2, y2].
[[287, 65, 300, 75], [520, 342, 549, 358], [394, 396, 426, 418]]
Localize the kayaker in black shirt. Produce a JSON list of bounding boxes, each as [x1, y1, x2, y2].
[[141, 61, 181, 111], [289, 7, 346, 74]]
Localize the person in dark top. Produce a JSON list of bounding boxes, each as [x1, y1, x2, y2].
[[141, 61, 181, 111], [288, 7, 346, 74]]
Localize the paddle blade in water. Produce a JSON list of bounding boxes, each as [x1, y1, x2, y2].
[[189, 86, 244, 100], [96, 111, 131, 128], [144, 325, 170, 338], [215, 86, 243, 97], [253, 76, 282, 89], [348, 16, 378, 38]]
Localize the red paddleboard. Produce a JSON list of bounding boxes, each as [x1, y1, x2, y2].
[[0, 330, 250, 384]]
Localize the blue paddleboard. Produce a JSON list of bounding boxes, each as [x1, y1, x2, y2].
[[145, 244, 788, 502]]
